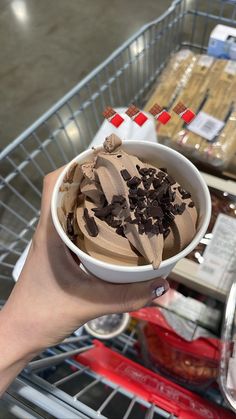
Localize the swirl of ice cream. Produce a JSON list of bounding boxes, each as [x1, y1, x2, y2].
[[58, 134, 198, 269]]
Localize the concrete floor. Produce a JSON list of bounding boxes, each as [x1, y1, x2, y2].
[[0, 0, 171, 148]]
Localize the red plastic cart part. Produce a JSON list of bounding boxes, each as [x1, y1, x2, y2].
[[75, 340, 234, 419], [131, 308, 220, 361]]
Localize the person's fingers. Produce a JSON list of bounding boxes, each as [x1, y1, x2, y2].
[[40, 167, 66, 223], [35, 167, 66, 242], [110, 277, 169, 313], [79, 274, 169, 319]]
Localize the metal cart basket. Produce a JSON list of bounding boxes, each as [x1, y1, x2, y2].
[[1, 0, 236, 417]]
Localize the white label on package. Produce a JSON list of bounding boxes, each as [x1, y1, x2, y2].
[[198, 214, 236, 289], [225, 60, 236, 75], [188, 111, 225, 141], [197, 55, 214, 67]]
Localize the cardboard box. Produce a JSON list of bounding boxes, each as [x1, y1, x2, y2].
[[208, 24, 236, 60]]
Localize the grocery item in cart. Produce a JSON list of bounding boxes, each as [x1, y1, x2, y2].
[[132, 307, 220, 389], [208, 24, 236, 60], [145, 51, 236, 171], [187, 186, 236, 263], [151, 285, 222, 334], [144, 49, 196, 111], [52, 137, 211, 282]]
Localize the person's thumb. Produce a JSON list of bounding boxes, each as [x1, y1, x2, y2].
[[83, 276, 169, 319], [110, 277, 169, 314]]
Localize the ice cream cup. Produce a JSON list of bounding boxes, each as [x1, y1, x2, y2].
[[51, 141, 211, 283]]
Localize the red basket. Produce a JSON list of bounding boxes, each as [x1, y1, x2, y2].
[[132, 307, 220, 388]]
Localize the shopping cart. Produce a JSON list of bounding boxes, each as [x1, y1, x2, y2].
[[1, 0, 236, 417]]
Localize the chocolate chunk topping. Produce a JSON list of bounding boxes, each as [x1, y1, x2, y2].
[[166, 175, 176, 185], [160, 167, 168, 173], [171, 191, 176, 202], [111, 195, 126, 205], [188, 201, 195, 208], [138, 167, 149, 175], [124, 216, 132, 223], [105, 214, 113, 225], [120, 169, 131, 181], [101, 163, 190, 240], [138, 224, 145, 234], [155, 182, 168, 199], [134, 208, 142, 217], [137, 188, 147, 196], [67, 212, 74, 236], [143, 178, 152, 190], [148, 168, 156, 175], [153, 178, 162, 189], [158, 222, 164, 234], [129, 188, 138, 197], [152, 224, 159, 234], [92, 205, 113, 218], [182, 191, 191, 200], [152, 200, 158, 206], [147, 189, 157, 198], [84, 208, 99, 237], [156, 172, 166, 180], [178, 186, 184, 195], [144, 218, 153, 233], [137, 200, 146, 209], [149, 206, 164, 218], [110, 219, 122, 228], [127, 176, 142, 187], [178, 203, 186, 215], [116, 226, 125, 237]]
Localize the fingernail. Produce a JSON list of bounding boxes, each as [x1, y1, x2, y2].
[[152, 285, 166, 299]]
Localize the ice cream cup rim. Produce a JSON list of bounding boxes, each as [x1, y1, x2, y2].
[[51, 140, 211, 273]]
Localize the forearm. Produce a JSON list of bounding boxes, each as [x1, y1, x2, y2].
[[0, 310, 38, 396]]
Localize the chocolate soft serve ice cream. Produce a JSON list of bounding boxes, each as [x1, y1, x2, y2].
[[58, 134, 198, 269]]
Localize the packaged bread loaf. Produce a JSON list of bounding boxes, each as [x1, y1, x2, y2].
[[146, 52, 236, 171], [144, 49, 196, 111], [157, 55, 216, 147], [173, 59, 236, 168]]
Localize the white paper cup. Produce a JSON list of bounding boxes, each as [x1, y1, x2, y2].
[[51, 141, 211, 283]]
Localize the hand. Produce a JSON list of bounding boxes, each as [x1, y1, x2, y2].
[[0, 168, 169, 394]]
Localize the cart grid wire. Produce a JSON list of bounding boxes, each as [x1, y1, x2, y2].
[[1, 0, 236, 417], [19, 330, 177, 419]]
